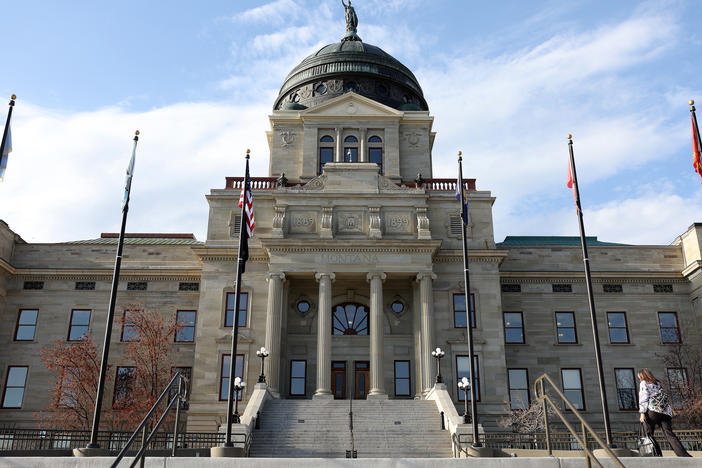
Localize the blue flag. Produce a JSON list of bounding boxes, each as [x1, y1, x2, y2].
[[455, 179, 469, 225], [0, 124, 12, 182]]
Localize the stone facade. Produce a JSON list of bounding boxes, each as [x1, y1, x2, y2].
[[1, 38, 702, 436]]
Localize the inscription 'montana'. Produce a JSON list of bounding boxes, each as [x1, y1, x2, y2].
[[320, 252, 379, 264]]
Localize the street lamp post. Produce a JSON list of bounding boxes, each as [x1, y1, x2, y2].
[[233, 377, 246, 424], [457, 377, 470, 424], [431, 347, 445, 384], [256, 347, 269, 384]]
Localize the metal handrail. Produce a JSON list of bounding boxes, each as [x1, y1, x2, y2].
[[111, 371, 189, 468], [534, 373, 624, 468]]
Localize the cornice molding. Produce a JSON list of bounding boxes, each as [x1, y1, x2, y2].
[[261, 239, 442, 256], [500, 271, 686, 284], [433, 249, 508, 264]]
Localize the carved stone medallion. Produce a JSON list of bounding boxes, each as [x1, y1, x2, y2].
[[289, 212, 317, 234], [337, 212, 363, 233]]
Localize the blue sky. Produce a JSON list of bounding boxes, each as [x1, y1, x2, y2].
[[1, 0, 701, 244]]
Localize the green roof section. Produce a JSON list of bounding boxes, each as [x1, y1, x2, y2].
[[498, 236, 629, 247], [62, 233, 203, 246]]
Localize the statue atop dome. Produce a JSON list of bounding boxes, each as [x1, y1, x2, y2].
[[341, 0, 361, 41]]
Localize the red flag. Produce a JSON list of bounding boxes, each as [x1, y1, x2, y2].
[[567, 157, 573, 189], [692, 115, 702, 183]]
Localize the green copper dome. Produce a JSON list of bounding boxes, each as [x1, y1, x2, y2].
[[274, 39, 427, 111]]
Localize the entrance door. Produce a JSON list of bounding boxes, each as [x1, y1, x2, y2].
[[332, 361, 346, 399], [354, 361, 370, 399]]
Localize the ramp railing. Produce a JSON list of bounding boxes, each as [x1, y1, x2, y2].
[[534, 373, 624, 468]]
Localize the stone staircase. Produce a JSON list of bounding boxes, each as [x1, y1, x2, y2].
[[249, 398, 453, 458]]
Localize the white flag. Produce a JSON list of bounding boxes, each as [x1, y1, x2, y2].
[[0, 124, 12, 182]]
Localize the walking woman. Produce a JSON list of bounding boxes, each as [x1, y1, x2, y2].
[[638, 368, 692, 457]]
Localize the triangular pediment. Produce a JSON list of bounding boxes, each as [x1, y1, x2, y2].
[[300, 92, 404, 118]]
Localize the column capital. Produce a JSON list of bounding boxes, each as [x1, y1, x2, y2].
[[315, 272, 336, 283], [366, 271, 387, 283], [415, 271, 437, 282], [265, 271, 286, 283]]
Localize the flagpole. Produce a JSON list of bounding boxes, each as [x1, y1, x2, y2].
[[457, 151, 481, 447], [567, 134, 613, 447], [85, 130, 140, 450], [0, 94, 16, 169], [223, 150, 250, 447]]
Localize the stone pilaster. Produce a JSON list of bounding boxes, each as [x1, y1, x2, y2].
[[264, 272, 286, 396], [416, 271, 437, 393], [412, 279, 424, 398], [367, 271, 387, 398], [314, 272, 335, 398]]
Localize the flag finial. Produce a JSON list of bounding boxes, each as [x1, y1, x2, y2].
[[10, 94, 15, 100], [457, 150, 462, 161], [690, 100, 695, 106], [134, 130, 139, 141], [567, 134, 573, 140]]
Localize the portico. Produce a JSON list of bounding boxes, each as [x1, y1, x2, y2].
[[261, 239, 441, 400]]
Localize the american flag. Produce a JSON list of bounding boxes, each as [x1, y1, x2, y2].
[[237, 157, 254, 270]]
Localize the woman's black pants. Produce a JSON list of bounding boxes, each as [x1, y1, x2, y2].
[[643, 410, 692, 457]]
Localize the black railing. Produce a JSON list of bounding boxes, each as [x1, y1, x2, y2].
[[478, 430, 702, 452], [0, 428, 237, 452]]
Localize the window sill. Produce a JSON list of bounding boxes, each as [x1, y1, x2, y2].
[[607, 342, 633, 346], [553, 343, 582, 346]]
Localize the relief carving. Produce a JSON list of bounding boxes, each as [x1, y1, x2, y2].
[[320, 207, 334, 239], [280, 130, 296, 147], [337, 212, 363, 233], [385, 213, 412, 233], [272, 205, 286, 238], [289, 212, 317, 234], [416, 207, 431, 240], [404, 131, 422, 148], [369, 207, 382, 239]]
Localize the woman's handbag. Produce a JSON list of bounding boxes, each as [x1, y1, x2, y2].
[[637, 423, 662, 457]]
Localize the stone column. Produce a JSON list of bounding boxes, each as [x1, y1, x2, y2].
[[416, 272, 437, 393], [367, 271, 387, 398], [412, 279, 423, 398], [264, 272, 286, 396], [334, 127, 342, 162], [359, 127, 367, 162], [314, 272, 335, 398]]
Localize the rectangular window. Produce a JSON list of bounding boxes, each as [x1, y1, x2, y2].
[[456, 355, 480, 402], [603, 284, 623, 293], [319, 147, 333, 174], [453, 293, 476, 328], [369, 148, 383, 174], [501, 284, 521, 293], [175, 310, 196, 342], [503, 312, 525, 344], [1, 366, 28, 408], [75, 281, 96, 290], [178, 282, 199, 291], [220, 354, 245, 401], [68, 309, 91, 341], [555, 312, 577, 344], [23, 281, 44, 290], [667, 368, 688, 408], [344, 147, 358, 162], [290, 360, 306, 396], [14, 309, 38, 341], [121, 310, 140, 342], [394, 360, 411, 397], [127, 281, 147, 291], [552, 284, 572, 293], [507, 369, 529, 410], [658, 312, 681, 344], [561, 369, 584, 410], [113, 366, 136, 408], [614, 368, 637, 410], [170, 367, 191, 409], [225, 292, 249, 328], [653, 284, 673, 293], [607, 312, 629, 344]]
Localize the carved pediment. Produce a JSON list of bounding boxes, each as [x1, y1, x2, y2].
[[300, 93, 404, 118]]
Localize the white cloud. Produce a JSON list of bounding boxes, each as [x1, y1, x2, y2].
[[231, 0, 302, 26]]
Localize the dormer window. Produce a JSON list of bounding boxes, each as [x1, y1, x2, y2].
[[344, 136, 359, 162], [319, 135, 334, 174], [368, 135, 383, 174]]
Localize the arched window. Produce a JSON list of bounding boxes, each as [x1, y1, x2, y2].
[[332, 303, 368, 335], [319, 135, 334, 174], [344, 136, 358, 162], [368, 135, 383, 174]]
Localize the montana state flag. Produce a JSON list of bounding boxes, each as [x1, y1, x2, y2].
[[455, 179, 469, 226], [0, 124, 12, 182]]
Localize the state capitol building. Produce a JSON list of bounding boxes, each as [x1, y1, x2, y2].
[[1, 6, 701, 452]]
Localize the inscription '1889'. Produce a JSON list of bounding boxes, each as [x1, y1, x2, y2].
[[320, 252, 379, 264]]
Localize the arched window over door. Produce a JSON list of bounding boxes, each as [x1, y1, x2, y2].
[[343, 136, 359, 162], [332, 303, 368, 335]]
